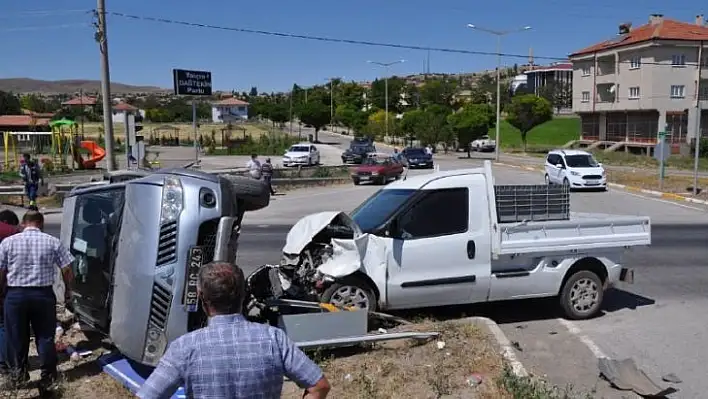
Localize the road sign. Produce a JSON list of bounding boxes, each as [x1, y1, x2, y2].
[[172, 69, 212, 96], [653, 140, 671, 162]]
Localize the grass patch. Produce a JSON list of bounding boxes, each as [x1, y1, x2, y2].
[[497, 366, 595, 399], [207, 134, 300, 156], [593, 151, 708, 171], [607, 170, 708, 198], [496, 118, 580, 150], [281, 320, 509, 399]]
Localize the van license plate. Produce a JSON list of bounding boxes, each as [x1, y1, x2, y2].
[[184, 246, 203, 312]]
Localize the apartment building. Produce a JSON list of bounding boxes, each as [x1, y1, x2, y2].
[[524, 62, 573, 113], [570, 14, 708, 146]]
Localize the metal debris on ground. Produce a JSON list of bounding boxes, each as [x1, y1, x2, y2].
[[466, 373, 484, 386], [598, 357, 678, 397], [511, 341, 523, 351], [661, 373, 682, 384], [436, 341, 446, 350], [515, 324, 527, 329]]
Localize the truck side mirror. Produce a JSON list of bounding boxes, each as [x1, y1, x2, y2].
[[387, 219, 402, 239]]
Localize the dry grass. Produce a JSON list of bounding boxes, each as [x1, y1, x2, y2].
[[282, 320, 511, 399], [80, 122, 272, 143], [607, 170, 708, 199]]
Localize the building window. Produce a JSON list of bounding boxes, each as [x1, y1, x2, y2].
[[629, 56, 641, 69], [628, 87, 640, 99], [581, 66, 591, 76], [671, 54, 686, 67], [670, 85, 685, 98], [238, 106, 245, 112], [581, 91, 590, 102]]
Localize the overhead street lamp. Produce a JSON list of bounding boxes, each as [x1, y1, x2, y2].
[[467, 24, 531, 162], [367, 59, 405, 138]]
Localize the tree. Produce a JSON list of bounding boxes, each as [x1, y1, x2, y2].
[[267, 102, 290, 126], [249, 87, 258, 97], [0, 91, 22, 115], [467, 88, 489, 105], [447, 103, 495, 157], [505, 94, 553, 152], [369, 77, 406, 113], [419, 79, 458, 109], [334, 104, 358, 133], [364, 109, 398, 141], [296, 101, 330, 142], [20, 94, 56, 113]]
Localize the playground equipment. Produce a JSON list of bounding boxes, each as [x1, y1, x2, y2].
[[49, 118, 106, 169], [3, 131, 54, 171]]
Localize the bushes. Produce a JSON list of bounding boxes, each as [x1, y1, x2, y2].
[[692, 138, 708, 158]]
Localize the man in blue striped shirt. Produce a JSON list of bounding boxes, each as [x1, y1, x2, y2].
[[137, 262, 330, 399]]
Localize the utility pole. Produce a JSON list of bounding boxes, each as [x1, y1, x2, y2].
[[368, 60, 405, 139], [330, 78, 334, 132], [289, 89, 293, 136], [693, 41, 704, 196], [95, 0, 117, 171], [467, 24, 532, 162]]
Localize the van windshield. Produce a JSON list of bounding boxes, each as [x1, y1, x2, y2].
[[350, 189, 416, 232], [565, 155, 599, 168]]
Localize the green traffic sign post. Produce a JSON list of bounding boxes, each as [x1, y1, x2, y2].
[[655, 131, 667, 191]]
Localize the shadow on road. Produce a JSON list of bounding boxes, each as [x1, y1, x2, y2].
[[391, 288, 655, 325]]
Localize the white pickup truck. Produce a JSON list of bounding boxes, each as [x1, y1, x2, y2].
[[258, 161, 649, 320]]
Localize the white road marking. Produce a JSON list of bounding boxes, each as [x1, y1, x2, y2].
[[617, 190, 708, 212], [476, 317, 528, 377], [557, 318, 608, 359]]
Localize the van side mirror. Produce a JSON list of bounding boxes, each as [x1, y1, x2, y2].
[[555, 163, 564, 169], [597, 162, 603, 167]]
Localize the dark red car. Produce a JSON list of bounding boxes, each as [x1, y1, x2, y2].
[[351, 154, 404, 185]]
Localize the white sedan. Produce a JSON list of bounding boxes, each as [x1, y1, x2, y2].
[[283, 143, 320, 167]]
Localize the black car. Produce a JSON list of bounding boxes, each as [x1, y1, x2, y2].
[[401, 147, 433, 169], [341, 144, 376, 164]]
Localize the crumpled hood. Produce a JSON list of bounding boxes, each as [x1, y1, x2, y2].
[[282, 211, 362, 255]]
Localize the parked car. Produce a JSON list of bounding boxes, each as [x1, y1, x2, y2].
[[544, 149, 607, 190], [401, 147, 433, 169], [351, 153, 404, 185], [283, 143, 320, 167], [341, 144, 376, 164], [471, 135, 496, 152]]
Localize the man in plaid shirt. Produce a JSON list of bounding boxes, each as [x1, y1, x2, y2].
[[0, 211, 74, 391], [137, 262, 331, 399]]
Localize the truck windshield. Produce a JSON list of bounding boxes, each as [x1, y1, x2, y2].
[[350, 189, 416, 232], [565, 155, 599, 168]]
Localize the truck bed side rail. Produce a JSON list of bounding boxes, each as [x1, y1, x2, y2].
[[498, 213, 651, 254]]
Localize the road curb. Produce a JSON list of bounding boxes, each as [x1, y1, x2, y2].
[[495, 162, 708, 206], [465, 316, 528, 377]]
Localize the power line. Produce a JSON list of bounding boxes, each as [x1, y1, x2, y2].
[[0, 23, 90, 32], [0, 9, 91, 18], [105, 11, 708, 68]]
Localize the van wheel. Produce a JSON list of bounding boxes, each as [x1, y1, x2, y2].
[[563, 178, 570, 187], [560, 270, 604, 320], [220, 175, 270, 211], [544, 174, 551, 185], [321, 276, 377, 311]]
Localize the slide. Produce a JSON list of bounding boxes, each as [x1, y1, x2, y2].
[[75, 140, 106, 169]]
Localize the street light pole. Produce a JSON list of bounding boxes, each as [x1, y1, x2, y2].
[[467, 24, 531, 162], [368, 60, 405, 139]]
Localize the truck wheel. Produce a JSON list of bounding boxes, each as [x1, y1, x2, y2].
[[560, 270, 604, 320], [352, 178, 360, 185], [321, 276, 377, 311], [220, 175, 270, 212]]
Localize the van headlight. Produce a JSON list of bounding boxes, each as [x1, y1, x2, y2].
[[143, 327, 168, 366], [570, 171, 580, 176], [160, 176, 184, 224]]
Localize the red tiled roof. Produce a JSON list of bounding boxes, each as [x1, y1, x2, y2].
[[213, 97, 249, 106], [113, 102, 138, 111], [62, 96, 98, 106], [0, 115, 51, 127], [571, 18, 708, 57], [21, 109, 55, 117]]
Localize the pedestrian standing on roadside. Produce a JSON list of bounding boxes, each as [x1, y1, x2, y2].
[[19, 153, 42, 211], [137, 262, 330, 399], [261, 158, 276, 195], [0, 210, 20, 377], [0, 211, 74, 393], [246, 153, 262, 180]]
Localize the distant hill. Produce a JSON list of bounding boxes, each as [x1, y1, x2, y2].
[[0, 78, 169, 94]]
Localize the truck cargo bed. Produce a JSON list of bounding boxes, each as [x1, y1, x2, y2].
[[494, 184, 570, 223], [498, 212, 651, 255]]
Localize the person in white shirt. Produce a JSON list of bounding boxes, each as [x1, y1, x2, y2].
[[425, 145, 433, 155], [246, 154, 262, 180]]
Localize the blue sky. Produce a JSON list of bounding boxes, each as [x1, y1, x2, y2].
[[2, 0, 707, 92]]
